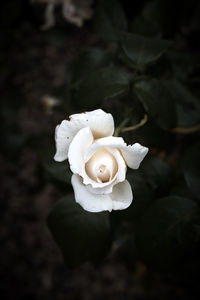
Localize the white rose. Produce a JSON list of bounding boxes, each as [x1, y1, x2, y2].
[[54, 109, 148, 213]]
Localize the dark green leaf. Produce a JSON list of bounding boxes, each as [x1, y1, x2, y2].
[[134, 79, 177, 130], [123, 155, 171, 222], [113, 223, 136, 265], [136, 196, 198, 269], [141, 154, 172, 192], [167, 51, 196, 80], [121, 33, 171, 71], [131, 16, 161, 38], [72, 48, 112, 82], [164, 80, 200, 127], [182, 143, 200, 200], [94, 0, 127, 42], [125, 169, 154, 221], [131, 121, 172, 149], [129, 96, 146, 126], [192, 224, 200, 242], [47, 194, 110, 266], [170, 180, 195, 200], [73, 66, 131, 108]]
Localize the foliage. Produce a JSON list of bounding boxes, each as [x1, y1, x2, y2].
[[2, 0, 200, 281], [44, 0, 200, 271], [47, 195, 110, 267]]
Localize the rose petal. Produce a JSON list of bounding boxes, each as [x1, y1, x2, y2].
[[86, 182, 114, 195], [85, 149, 126, 196], [70, 109, 114, 139], [71, 174, 113, 212], [71, 175, 133, 212], [106, 148, 127, 183], [111, 180, 133, 210], [68, 127, 93, 175], [85, 148, 118, 183], [85, 149, 123, 194], [68, 128, 119, 191], [54, 120, 75, 162], [120, 143, 149, 169], [54, 109, 114, 162], [86, 136, 125, 161], [86, 136, 148, 169]]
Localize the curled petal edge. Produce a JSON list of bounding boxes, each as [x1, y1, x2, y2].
[[54, 109, 114, 162], [71, 174, 133, 213]]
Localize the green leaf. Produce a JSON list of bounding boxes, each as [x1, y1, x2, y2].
[[72, 48, 112, 82], [73, 66, 131, 108], [136, 196, 198, 269], [131, 16, 161, 38], [170, 180, 195, 200], [192, 224, 200, 242], [167, 51, 196, 81], [123, 155, 171, 222], [131, 120, 172, 149], [47, 194, 110, 267], [125, 169, 154, 221], [121, 33, 171, 71], [141, 155, 172, 192], [112, 223, 136, 265], [93, 0, 127, 42], [164, 80, 200, 127], [134, 79, 177, 130], [129, 97, 147, 128], [182, 143, 200, 200]]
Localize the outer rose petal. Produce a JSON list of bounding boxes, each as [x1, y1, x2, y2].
[[54, 120, 75, 162], [71, 174, 113, 212], [68, 127, 93, 175], [120, 143, 148, 169], [70, 109, 114, 139], [110, 180, 133, 210], [86, 136, 148, 170], [54, 109, 114, 161], [71, 175, 133, 212]]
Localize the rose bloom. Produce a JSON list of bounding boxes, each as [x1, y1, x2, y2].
[[54, 109, 148, 212], [32, 0, 93, 29]]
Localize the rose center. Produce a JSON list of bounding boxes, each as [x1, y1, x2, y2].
[[97, 164, 111, 183], [85, 148, 118, 183]]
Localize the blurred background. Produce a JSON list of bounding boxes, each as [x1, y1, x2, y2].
[[1, 0, 200, 299]]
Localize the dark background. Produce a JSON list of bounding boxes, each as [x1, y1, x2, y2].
[[1, 0, 200, 299]]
